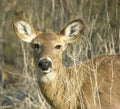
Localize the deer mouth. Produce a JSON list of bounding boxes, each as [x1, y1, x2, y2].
[[37, 65, 53, 75], [37, 68, 56, 83], [41, 68, 51, 74]]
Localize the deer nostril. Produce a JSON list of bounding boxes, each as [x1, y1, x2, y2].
[[38, 59, 52, 71]]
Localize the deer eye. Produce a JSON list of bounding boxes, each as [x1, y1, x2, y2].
[[55, 44, 61, 49], [33, 43, 40, 51]]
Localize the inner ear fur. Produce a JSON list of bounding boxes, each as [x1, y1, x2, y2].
[[13, 17, 37, 43], [60, 19, 84, 35], [60, 18, 84, 43]]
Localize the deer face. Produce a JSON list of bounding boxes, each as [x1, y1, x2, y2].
[[13, 18, 84, 82], [31, 32, 66, 82]]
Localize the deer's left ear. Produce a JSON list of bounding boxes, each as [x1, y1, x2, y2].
[[60, 19, 84, 43]]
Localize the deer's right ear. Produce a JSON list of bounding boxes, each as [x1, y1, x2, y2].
[[13, 18, 36, 43]]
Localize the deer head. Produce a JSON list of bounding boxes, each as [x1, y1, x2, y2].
[[13, 17, 84, 83]]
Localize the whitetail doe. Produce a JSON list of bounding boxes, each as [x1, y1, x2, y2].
[[13, 17, 120, 109]]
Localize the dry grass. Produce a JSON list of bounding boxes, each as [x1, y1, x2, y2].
[[0, 0, 120, 109]]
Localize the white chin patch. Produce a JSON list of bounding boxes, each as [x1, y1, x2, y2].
[[39, 69, 56, 83]]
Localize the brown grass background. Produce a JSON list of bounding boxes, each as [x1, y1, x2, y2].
[[0, 0, 120, 109]]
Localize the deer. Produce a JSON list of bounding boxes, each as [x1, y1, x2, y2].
[[13, 17, 120, 109]]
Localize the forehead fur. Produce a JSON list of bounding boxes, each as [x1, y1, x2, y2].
[[32, 32, 62, 43]]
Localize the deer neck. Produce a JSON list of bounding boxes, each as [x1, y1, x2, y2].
[[38, 64, 75, 107], [37, 63, 87, 108], [38, 63, 65, 94]]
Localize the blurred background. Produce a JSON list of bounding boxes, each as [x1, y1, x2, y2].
[[0, 0, 120, 109]]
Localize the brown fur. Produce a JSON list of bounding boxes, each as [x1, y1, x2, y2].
[[13, 17, 120, 109], [38, 55, 120, 109]]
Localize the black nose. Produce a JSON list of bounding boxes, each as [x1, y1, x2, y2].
[[38, 59, 52, 70]]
